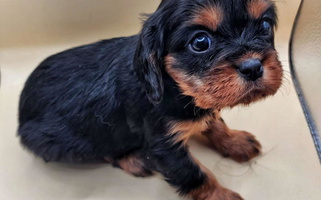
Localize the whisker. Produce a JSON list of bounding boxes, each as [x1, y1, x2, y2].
[[184, 100, 193, 109], [214, 159, 254, 177]]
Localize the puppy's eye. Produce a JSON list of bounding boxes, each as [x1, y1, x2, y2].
[[190, 34, 211, 52], [262, 20, 272, 35]]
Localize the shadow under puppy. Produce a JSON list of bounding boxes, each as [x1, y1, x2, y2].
[[18, 0, 283, 199]]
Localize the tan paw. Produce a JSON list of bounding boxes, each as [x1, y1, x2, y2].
[[208, 188, 244, 200], [214, 130, 262, 163], [193, 187, 244, 200]]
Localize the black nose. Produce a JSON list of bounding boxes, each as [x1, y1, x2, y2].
[[238, 59, 263, 81]]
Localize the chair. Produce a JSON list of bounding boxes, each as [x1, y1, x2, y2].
[[290, 0, 321, 162]]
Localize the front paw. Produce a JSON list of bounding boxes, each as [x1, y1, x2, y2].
[[214, 130, 262, 163], [193, 187, 244, 200], [209, 188, 244, 200]]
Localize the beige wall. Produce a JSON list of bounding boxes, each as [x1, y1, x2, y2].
[[0, 0, 159, 48]]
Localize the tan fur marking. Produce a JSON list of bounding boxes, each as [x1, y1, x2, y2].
[[247, 0, 272, 19], [262, 50, 283, 93], [167, 115, 213, 145], [165, 51, 282, 110], [202, 111, 262, 163], [192, 5, 224, 31], [189, 156, 220, 199], [189, 156, 243, 199], [165, 55, 245, 109], [115, 154, 151, 177]]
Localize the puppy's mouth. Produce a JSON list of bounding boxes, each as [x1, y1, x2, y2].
[[232, 80, 272, 106], [234, 50, 284, 106], [165, 50, 283, 110]]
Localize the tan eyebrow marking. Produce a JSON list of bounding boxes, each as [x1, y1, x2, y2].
[[191, 5, 224, 31], [247, 0, 272, 19]]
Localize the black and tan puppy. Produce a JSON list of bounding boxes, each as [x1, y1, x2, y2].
[[18, 0, 283, 199]]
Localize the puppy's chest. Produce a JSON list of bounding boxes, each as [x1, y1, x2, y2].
[[166, 113, 215, 144]]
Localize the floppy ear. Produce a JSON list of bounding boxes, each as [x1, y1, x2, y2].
[[134, 14, 166, 105]]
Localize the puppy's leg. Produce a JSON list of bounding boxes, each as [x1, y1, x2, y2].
[[106, 154, 153, 177], [202, 112, 261, 163], [147, 136, 243, 200]]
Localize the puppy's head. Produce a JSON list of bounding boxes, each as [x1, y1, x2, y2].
[[135, 0, 283, 109]]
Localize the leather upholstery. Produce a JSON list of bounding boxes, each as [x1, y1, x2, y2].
[[290, 0, 321, 161]]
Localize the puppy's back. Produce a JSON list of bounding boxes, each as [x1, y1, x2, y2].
[[19, 36, 137, 125], [18, 35, 142, 162]]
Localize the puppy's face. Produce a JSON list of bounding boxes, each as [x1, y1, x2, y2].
[[162, 0, 283, 109], [135, 0, 283, 109]]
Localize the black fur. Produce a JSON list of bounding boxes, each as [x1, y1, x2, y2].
[[18, 0, 278, 196]]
